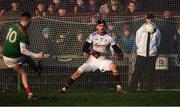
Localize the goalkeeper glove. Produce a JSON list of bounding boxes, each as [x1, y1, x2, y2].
[[116, 53, 123, 61], [89, 51, 100, 58]]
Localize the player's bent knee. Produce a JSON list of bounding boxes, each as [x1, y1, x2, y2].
[[110, 63, 116, 68], [18, 70, 27, 76], [13, 65, 27, 75], [110, 64, 118, 71]]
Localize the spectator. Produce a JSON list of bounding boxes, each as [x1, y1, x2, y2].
[[35, 3, 46, 16], [159, 10, 177, 54], [158, 10, 177, 89], [106, 23, 116, 56], [64, 0, 76, 13], [129, 13, 161, 91], [19, 1, 35, 14], [174, 26, 180, 62], [0, 0, 10, 18], [125, 1, 137, 16], [42, 27, 50, 39], [88, 0, 99, 15], [42, 27, 56, 55], [56, 34, 66, 44], [109, 1, 123, 15], [106, 23, 116, 38], [89, 15, 97, 25], [7, 1, 20, 17], [164, 10, 172, 19], [0, 9, 5, 18], [131, 0, 144, 12], [71, 31, 85, 55], [58, 8, 66, 17], [99, 3, 110, 18], [124, 1, 139, 34], [76, 32, 84, 43], [47, 4, 54, 16], [48, 0, 64, 16], [73, 0, 87, 16], [56, 33, 66, 55], [121, 25, 136, 54]]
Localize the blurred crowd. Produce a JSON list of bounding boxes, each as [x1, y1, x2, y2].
[[0, 0, 180, 18]]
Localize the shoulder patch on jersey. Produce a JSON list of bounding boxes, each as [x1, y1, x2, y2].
[[91, 31, 98, 36], [15, 23, 27, 36]]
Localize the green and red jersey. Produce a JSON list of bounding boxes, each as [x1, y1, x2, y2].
[[3, 22, 30, 58]]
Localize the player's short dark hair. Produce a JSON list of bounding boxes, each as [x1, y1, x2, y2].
[[96, 19, 106, 26], [146, 13, 154, 19], [21, 12, 32, 19]]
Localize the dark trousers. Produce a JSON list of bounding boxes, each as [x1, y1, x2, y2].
[[130, 55, 157, 91]]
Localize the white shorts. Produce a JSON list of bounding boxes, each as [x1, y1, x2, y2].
[[3, 56, 22, 68], [78, 55, 113, 73]]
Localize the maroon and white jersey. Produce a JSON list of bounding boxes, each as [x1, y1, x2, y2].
[[86, 31, 116, 53], [78, 31, 116, 72]]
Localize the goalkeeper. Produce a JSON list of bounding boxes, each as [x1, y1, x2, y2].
[[2, 12, 46, 100], [61, 19, 126, 93]]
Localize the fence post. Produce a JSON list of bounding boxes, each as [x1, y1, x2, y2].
[[128, 54, 136, 86], [17, 74, 21, 92]]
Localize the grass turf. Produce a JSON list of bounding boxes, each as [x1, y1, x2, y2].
[[0, 90, 180, 106]]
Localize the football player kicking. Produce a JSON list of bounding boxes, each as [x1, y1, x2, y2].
[[2, 12, 47, 100], [61, 19, 126, 93]]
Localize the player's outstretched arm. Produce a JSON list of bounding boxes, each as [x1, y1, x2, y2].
[[20, 42, 47, 58]]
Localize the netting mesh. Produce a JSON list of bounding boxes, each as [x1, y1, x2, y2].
[[0, 0, 180, 92]]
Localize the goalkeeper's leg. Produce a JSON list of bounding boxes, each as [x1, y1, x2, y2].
[[61, 70, 82, 92], [110, 64, 127, 94]]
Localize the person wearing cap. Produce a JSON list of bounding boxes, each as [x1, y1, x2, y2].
[[2, 12, 47, 100], [129, 13, 161, 91], [174, 26, 180, 63], [61, 19, 126, 93]]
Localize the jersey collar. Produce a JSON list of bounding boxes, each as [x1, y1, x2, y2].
[[18, 22, 26, 29], [16, 22, 27, 36], [97, 31, 107, 36]]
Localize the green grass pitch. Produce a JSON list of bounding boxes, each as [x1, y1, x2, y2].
[[0, 90, 180, 106]]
